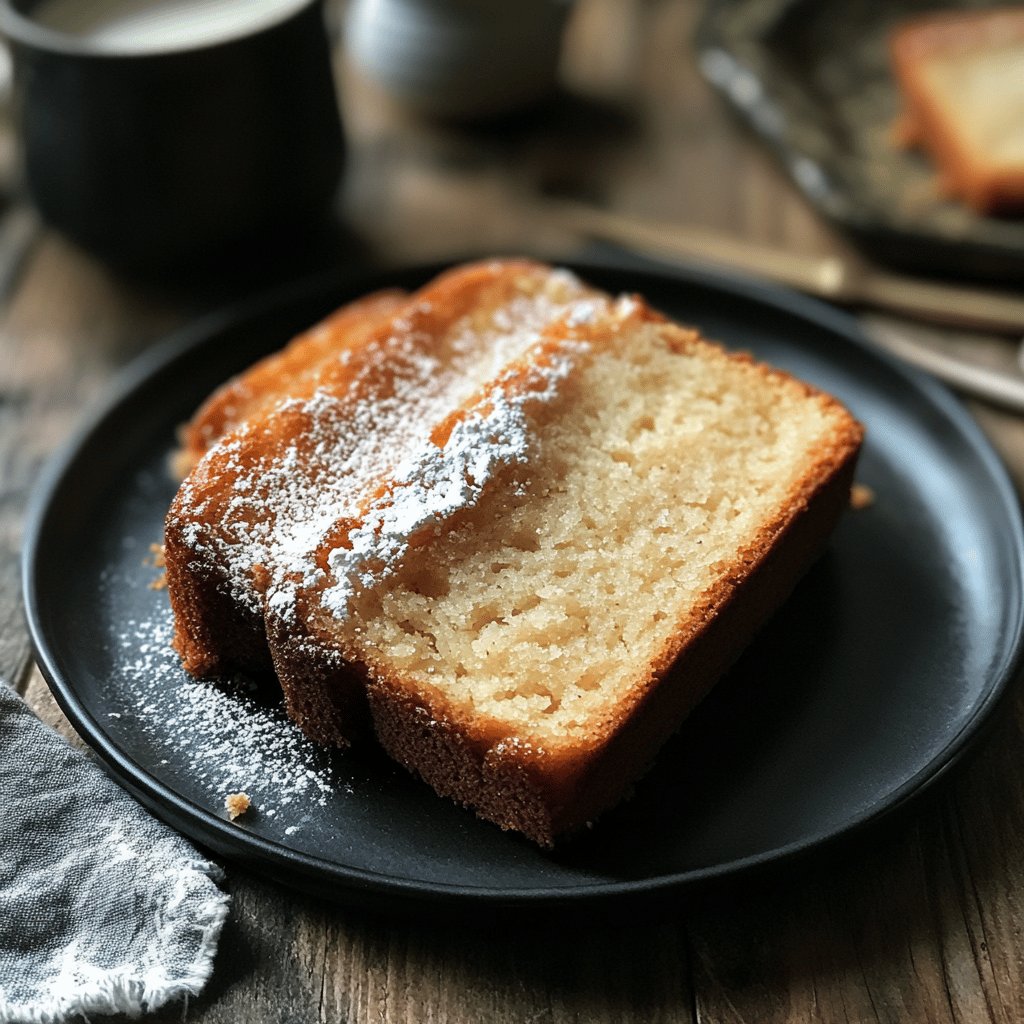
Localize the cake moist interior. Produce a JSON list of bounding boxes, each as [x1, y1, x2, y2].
[[327, 320, 840, 745]]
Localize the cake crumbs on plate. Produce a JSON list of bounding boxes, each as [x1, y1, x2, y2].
[[144, 542, 166, 567], [850, 483, 875, 510], [225, 792, 251, 820], [145, 542, 168, 588], [110, 608, 348, 830]]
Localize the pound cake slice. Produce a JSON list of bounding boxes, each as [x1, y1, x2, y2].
[[165, 261, 601, 742], [290, 288, 862, 844], [890, 8, 1024, 214]]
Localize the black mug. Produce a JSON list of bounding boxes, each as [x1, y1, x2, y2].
[[0, 0, 345, 279]]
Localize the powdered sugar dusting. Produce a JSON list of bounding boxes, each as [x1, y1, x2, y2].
[[171, 266, 601, 629], [111, 609, 343, 827], [320, 344, 585, 618]]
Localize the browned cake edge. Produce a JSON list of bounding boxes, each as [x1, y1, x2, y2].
[[263, 592, 371, 747], [164, 297, 403, 680], [175, 289, 408, 475], [162, 529, 271, 677]]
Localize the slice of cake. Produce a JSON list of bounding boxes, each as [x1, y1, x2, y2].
[[889, 8, 1024, 214], [165, 261, 601, 742], [289, 286, 863, 844]]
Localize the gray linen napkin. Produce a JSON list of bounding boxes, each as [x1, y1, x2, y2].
[[0, 682, 229, 1023]]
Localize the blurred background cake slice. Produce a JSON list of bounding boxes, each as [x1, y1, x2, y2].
[[890, 8, 1024, 215]]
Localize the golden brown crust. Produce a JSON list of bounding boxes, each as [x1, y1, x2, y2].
[[263, 593, 371, 748], [164, 529, 274, 677], [164, 292, 410, 678], [176, 290, 408, 475]]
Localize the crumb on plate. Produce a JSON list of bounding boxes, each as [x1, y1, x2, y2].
[[225, 792, 251, 821], [850, 483, 875, 510], [144, 542, 166, 568], [144, 543, 168, 589]]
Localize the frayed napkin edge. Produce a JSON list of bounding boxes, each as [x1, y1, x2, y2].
[[0, 858, 229, 1024]]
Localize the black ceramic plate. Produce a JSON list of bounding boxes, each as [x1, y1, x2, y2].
[[23, 261, 1024, 913], [696, 0, 1024, 281]]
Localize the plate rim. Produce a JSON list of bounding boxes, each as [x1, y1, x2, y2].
[[22, 257, 1024, 909]]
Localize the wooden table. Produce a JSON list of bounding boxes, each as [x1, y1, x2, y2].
[[6, 2, 1024, 1020]]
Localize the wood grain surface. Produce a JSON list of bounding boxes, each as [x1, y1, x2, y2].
[[5, 2, 1024, 1021]]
